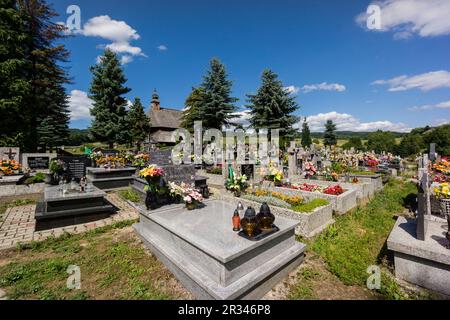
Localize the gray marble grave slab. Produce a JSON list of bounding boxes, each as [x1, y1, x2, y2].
[[134, 200, 306, 300], [388, 216, 450, 296]]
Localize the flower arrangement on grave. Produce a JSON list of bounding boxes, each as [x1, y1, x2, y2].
[[289, 183, 345, 195], [140, 165, 165, 191], [0, 159, 21, 176], [225, 174, 248, 197], [90, 151, 103, 166], [433, 160, 450, 175], [168, 181, 204, 210], [304, 161, 317, 179], [132, 153, 150, 168], [323, 185, 344, 196], [261, 163, 284, 185], [96, 155, 126, 168], [432, 183, 450, 199]]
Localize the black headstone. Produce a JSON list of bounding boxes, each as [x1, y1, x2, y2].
[[58, 156, 90, 181], [162, 164, 195, 184], [241, 164, 255, 179], [149, 150, 173, 166], [28, 156, 50, 170]]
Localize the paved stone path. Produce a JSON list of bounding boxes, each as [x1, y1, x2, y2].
[[0, 193, 139, 250]]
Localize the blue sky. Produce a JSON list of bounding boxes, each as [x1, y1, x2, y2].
[[52, 0, 450, 132]]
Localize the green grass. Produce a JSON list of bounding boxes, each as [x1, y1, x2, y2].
[[24, 172, 46, 185], [292, 198, 330, 213], [288, 267, 321, 300], [0, 219, 183, 300], [302, 179, 418, 300], [349, 171, 378, 176], [117, 188, 141, 203]]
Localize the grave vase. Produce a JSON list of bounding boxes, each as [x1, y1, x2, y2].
[[145, 190, 158, 210], [186, 201, 197, 211]]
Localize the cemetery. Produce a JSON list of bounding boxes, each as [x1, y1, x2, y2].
[[1, 138, 449, 301], [1, 0, 450, 303]]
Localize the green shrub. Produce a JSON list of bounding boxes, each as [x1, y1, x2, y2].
[[118, 188, 141, 203], [292, 198, 329, 213], [25, 173, 46, 185]]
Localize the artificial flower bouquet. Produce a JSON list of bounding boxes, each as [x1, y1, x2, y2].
[[304, 161, 317, 179], [0, 159, 21, 176], [132, 153, 150, 167], [226, 174, 248, 196], [289, 183, 345, 196], [432, 182, 450, 199], [168, 181, 204, 210], [140, 165, 165, 192]]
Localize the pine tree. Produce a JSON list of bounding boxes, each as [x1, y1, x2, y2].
[[301, 118, 312, 148], [89, 50, 131, 149], [127, 98, 151, 151], [17, 0, 71, 151], [323, 120, 337, 147], [247, 70, 299, 139], [0, 0, 30, 147], [37, 116, 65, 152], [181, 87, 205, 132], [200, 58, 238, 129]]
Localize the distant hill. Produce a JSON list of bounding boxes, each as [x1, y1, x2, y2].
[[310, 131, 407, 140]]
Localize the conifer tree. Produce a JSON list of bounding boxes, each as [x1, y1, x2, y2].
[[200, 59, 238, 129], [127, 98, 151, 150], [18, 0, 71, 151], [89, 50, 131, 149], [323, 120, 337, 147], [301, 118, 312, 148], [247, 70, 298, 139], [181, 87, 205, 132]]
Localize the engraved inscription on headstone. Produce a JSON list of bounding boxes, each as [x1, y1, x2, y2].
[[149, 150, 172, 166], [28, 157, 50, 170], [163, 164, 195, 184], [58, 156, 89, 180]]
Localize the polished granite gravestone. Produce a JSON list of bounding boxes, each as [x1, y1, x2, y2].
[[133, 200, 306, 300], [86, 167, 136, 190], [35, 185, 115, 231]]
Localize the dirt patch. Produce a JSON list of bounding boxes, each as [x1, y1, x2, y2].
[[264, 253, 379, 300]]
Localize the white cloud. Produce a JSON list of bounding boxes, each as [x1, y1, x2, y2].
[[373, 70, 450, 92], [301, 82, 346, 93], [157, 45, 168, 51], [356, 0, 450, 38], [68, 90, 94, 121], [302, 111, 411, 132], [230, 110, 252, 127], [79, 15, 146, 63], [409, 100, 450, 111], [120, 55, 133, 65], [284, 86, 300, 95]]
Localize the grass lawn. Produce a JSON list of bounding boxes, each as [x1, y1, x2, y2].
[[0, 221, 191, 300], [289, 179, 433, 300]]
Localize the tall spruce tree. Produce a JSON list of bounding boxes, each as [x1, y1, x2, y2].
[[301, 118, 312, 148], [200, 58, 238, 129], [0, 0, 29, 147], [247, 70, 298, 139], [323, 120, 337, 147], [127, 98, 151, 151], [89, 50, 131, 149], [181, 87, 205, 132], [17, 0, 71, 151]]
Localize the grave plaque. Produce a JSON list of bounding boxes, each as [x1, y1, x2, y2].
[[149, 150, 173, 166], [241, 164, 255, 179], [28, 156, 50, 170], [58, 156, 90, 181], [163, 164, 195, 184]]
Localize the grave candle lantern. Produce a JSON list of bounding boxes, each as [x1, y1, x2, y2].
[[232, 210, 241, 232]]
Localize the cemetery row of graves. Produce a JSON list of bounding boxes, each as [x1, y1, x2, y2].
[[0, 142, 449, 300]]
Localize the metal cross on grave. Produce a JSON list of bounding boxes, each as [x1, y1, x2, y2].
[[6, 148, 17, 161]]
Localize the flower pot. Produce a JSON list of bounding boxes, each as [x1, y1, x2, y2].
[[186, 202, 197, 210], [145, 190, 158, 210], [233, 191, 241, 198]]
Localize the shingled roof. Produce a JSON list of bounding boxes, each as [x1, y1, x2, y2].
[[149, 108, 182, 129]]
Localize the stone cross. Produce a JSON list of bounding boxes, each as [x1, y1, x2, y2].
[[287, 141, 297, 178], [416, 169, 431, 241]]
